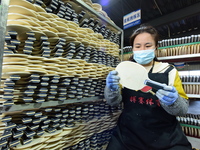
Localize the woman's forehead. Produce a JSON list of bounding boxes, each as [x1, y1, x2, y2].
[[135, 32, 154, 39], [134, 33, 155, 43]]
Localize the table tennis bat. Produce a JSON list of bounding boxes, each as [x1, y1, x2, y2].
[[115, 61, 165, 91]]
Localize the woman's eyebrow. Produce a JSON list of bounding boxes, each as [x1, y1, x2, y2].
[[134, 43, 141, 45], [145, 42, 153, 45]]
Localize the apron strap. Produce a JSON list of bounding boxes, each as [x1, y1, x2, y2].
[[149, 62, 174, 74], [164, 65, 174, 73], [149, 61, 155, 73]]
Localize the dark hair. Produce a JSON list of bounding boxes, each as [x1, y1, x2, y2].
[[129, 24, 159, 61], [130, 25, 159, 46], [130, 24, 159, 46]]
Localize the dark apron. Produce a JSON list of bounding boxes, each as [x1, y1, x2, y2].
[[106, 65, 192, 150]]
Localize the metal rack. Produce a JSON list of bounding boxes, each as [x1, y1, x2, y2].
[[0, 1, 123, 149], [157, 42, 200, 63], [158, 40, 200, 148], [73, 0, 124, 61], [73, 0, 122, 32], [0, 0, 10, 79], [157, 54, 200, 63], [0, 0, 123, 113]]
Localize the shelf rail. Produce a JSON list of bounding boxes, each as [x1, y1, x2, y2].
[[2, 96, 104, 113], [0, 0, 10, 80], [158, 42, 200, 49]]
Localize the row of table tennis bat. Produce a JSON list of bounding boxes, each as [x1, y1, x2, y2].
[[0, 101, 122, 149], [0, 74, 107, 107], [26, 0, 120, 45], [5, 31, 120, 67]]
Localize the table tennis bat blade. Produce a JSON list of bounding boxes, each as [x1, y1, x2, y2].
[[115, 61, 165, 91]]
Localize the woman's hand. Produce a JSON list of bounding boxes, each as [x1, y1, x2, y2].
[[156, 85, 178, 105], [106, 70, 120, 91]]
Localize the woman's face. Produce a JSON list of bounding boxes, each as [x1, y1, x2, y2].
[[132, 32, 156, 51]]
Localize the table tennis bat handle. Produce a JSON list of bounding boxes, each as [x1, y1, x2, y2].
[[144, 80, 165, 90]]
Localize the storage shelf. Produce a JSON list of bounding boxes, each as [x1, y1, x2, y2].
[[122, 51, 200, 62], [0, 1, 119, 149], [121, 51, 132, 55], [187, 94, 200, 98], [121, 42, 200, 55], [2, 96, 104, 113], [72, 0, 124, 60], [181, 123, 200, 129], [182, 82, 200, 85], [158, 42, 200, 49], [73, 0, 122, 32], [157, 54, 200, 62]]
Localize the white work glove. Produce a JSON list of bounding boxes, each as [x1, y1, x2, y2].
[[156, 85, 178, 105], [106, 70, 120, 91]]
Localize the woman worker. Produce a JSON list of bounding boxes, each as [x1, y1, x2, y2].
[[104, 25, 192, 150]]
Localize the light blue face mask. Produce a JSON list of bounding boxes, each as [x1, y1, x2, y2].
[[133, 49, 155, 65]]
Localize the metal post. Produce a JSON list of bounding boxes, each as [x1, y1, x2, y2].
[[120, 30, 124, 61], [0, 0, 10, 79]]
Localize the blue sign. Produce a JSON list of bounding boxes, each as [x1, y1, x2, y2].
[[123, 9, 141, 29]]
